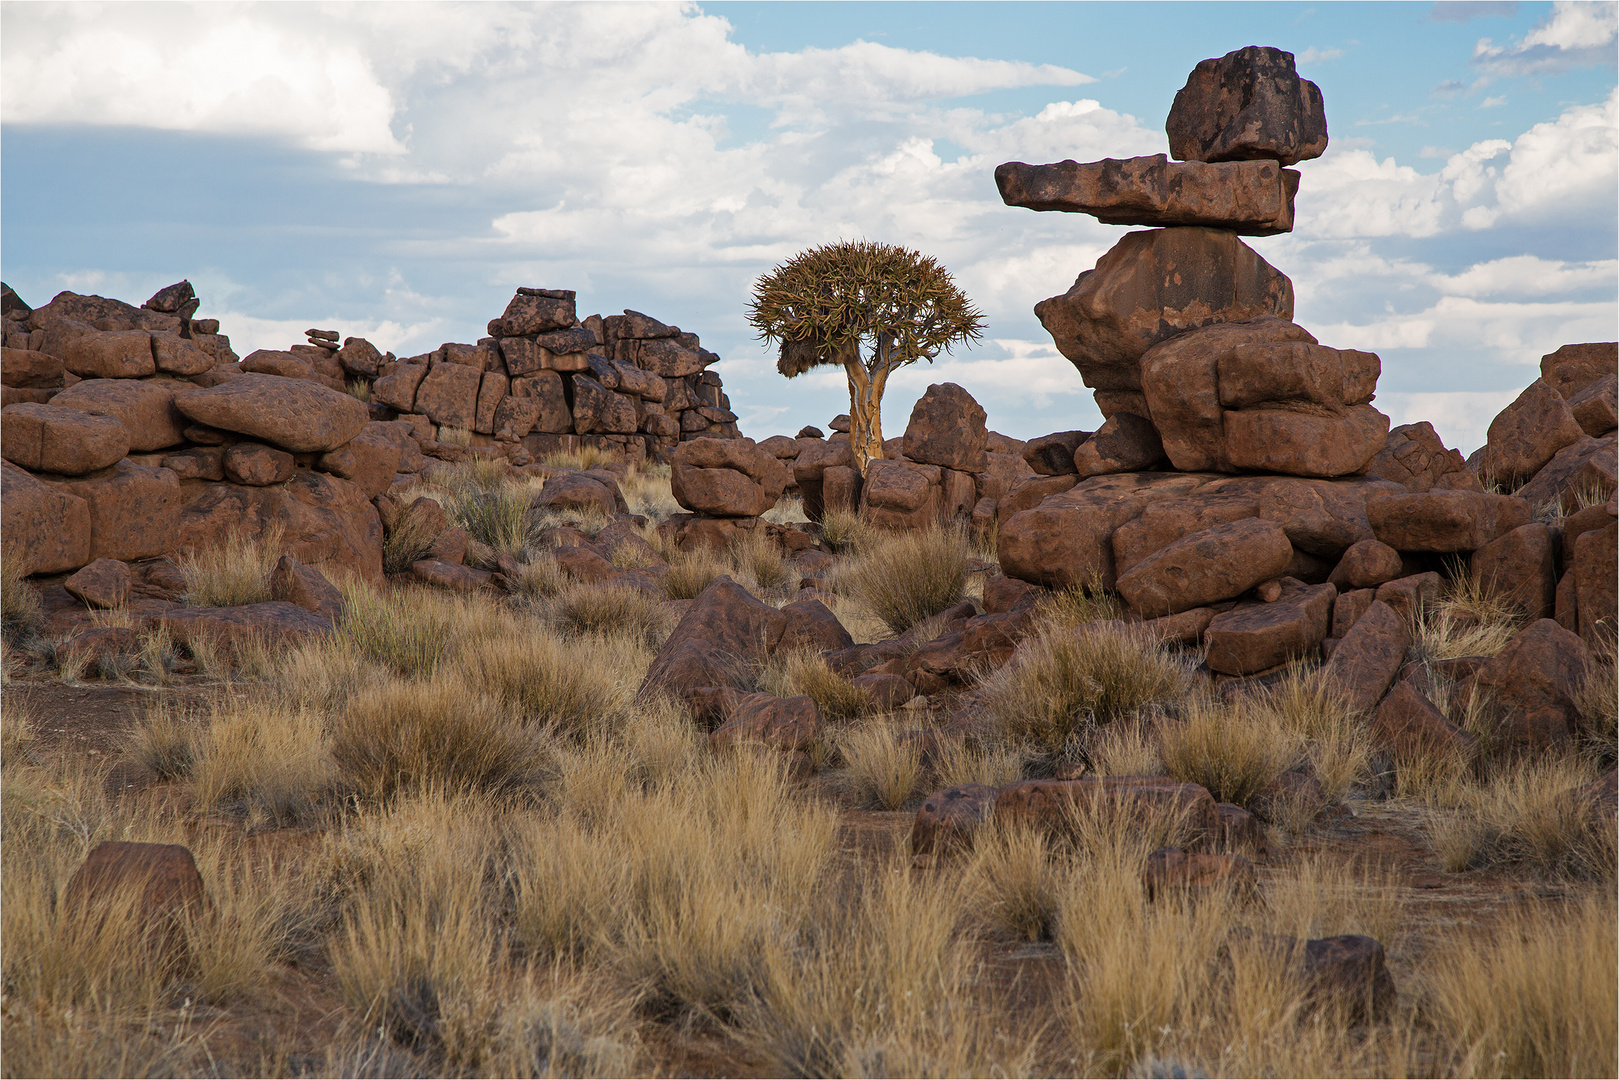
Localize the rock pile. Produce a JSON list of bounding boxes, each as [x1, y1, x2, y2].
[[989, 44, 1615, 710], [2, 281, 745, 584]]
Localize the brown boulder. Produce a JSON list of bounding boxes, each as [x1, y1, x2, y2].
[[709, 693, 822, 753], [572, 376, 639, 435], [58, 328, 157, 379], [1330, 588, 1375, 638], [852, 671, 915, 710], [160, 600, 334, 649], [1539, 342, 1617, 400], [1374, 681, 1477, 763], [336, 337, 383, 377], [1225, 931, 1397, 1024], [1569, 373, 1617, 436], [488, 288, 577, 337], [1470, 522, 1555, 619], [860, 458, 942, 529], [176, 472, 383, 587], [995, 776, 1221, 849], [1574, 521, 1617, 645], [779, 596, 854, 652], [149, 331, 215, 376], [533, 472, 623, 517], [412, 557, 492, 592], [44, 460, 181, 562], [901, 382, 988, 472], [1036, 229, 1293, 418], [1, 461, 91, 574], [910, 784, 998, 860], [1327, 539, 1403, 590], [1474, 379, 1584, 490], [1142, 846, 1256, 900], [1204, 582, 1335, 676], [316, 426, 403, 497], [999, 472, 1208, 589], [669, 438, 785, 517], [1225, 405, 1389, 477], [1, 402, 129, 475], [62, 841, 207, 964], [1322, 600, 1410, 713], [640, 576, 788, 707], [223, 443, 295, 486], [50, 377, 188, 451], [63, 558, 131, 609], [1072, 411, 1165, 478], [1112, 482, 1264, 577], [1513, 433, 1616, 513], [1365, 490, 1530, 552], [1166, 45, 1328, 166], [411, 362, 482, 430], [1373, 572, 1442, 625], [1117, 518, 1293, 617], [371, 361, 426, 412], [161, 446, 226, 481], [2, 347, 64, 388], [175, 373, 368, 453], [1022, 430, 1089, 475], [996, 154, 1298, 234], [1455, 619, 1591, 753], [268, 554, 344, 621], [1365, 422, 1482, 492]]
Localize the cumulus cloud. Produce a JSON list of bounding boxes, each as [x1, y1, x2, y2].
[[1473, 0, 1617, 76]]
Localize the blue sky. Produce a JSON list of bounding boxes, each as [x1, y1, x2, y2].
[[3, 1, 1615, 452]]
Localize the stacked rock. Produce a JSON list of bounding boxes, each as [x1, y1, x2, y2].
[[997, 45, 1390, 480]]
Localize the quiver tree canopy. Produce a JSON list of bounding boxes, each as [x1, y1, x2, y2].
[[747, 239, 984, 468]]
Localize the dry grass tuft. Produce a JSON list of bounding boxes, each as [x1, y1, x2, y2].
[[1575, 647, 1617, 767], [547, 583, 671, 647], [451, 487, 532, 559], [728, 527, 793, 592], [336, 583, 458, 675], [836, 717, 924, 809], [976, 624, 1189, 753], [176, 526, 285, 607], [1416, 571, 1527, 661], [1254, 667, 1373, 800], [192, 696, 335, 823], [452, 628, 637, 739], [662, 547, 730, 600], [382, 501, 444, 574], [542, 445, 621, 471], [1036, 576, 1123, 630], [1, 558, 43, 641], [930, 737, 1027, 790], [1426, 755, 1614, 877], [127, 700, 198, 781], [817, 506, 871, 552], [838, 522, 969, 633], [969, 825, 1065, 940], [1088, 719, 1163, 777], [758, 648, 872, 721], [1421, 891, 1617, 1078]]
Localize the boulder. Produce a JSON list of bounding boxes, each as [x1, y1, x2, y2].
[[223, 443, 295, 486], [58, 328, 157, 379], [1139, 318, 1386, 477], [1539, 342, 1617, 400], [316, 426, 404, 497], [142, 281, 198, 318], [1224, 931, 1396, 1025], [852, 671, 915, 710], [973, 451, 1036, 502], [1071, 411, 1166, 477], [412, 557, 492, 592], [1570, 373, 1617, 436], [1474, 379, 1584, 490], [1204, 582, 1335, 676], [1142, 846, 1256, 900], [669, 438, 785, 517], [412, 362, 482, 430], [572, 376, 639, 435], [63, 558, 131, 609], [1, 402, 129, 475], [487, 288, 577, 337], [1022, 430, 1090, 475], [159, 601, 334, 650], [1117, 518, 1293, 617], [995, 776, 1221, 850], [371, 362, 426, 413], [910, 784, 998, 861], [1374, 681, 1477, 763], [1, 461, 92, 574], [336, 337, 384, 377], [268, 554, 344, 621], [901, 382, 988, 472], [2, 346, 65, 388], [1373, 573, 1442, 625], [1327, 540, 1403, 590], [1470, 522, 1555, 619], [1514, 433, 1617, 513], [176, 471, 384, 587], [860, 458, 943, 529], [62, 841, 207, 964], [640, 576, 788, 707], [779, 596, 855, 652], [43, 460, 182, 563], [709, 693, 822, 753], [1330, 588, 1376, 638], [149, 332, 215, 376], [1365, 491, 1530, 552], [510, 371, 573, 434], [1365, 422, 1482, 492], [175, 373, 368, 453], [1454, 619, 1591, 753], [50, 378, 188, 451], [1321, 600, 1410, 713], [1036, 229, 1293, 419], [996, 154, 1298, 234], [1573, 521, 1617, 645], [1165, 45, 1328, 166]]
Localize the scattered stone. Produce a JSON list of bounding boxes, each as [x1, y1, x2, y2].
[[1224, 930, 1397, 1024], [779, 596, 854, 652], [709, 693, 822, 753], [1142, 846, 1256, 900], [63, 558, 131, 609], [268, 555, 344, 621], [911, 784, 998, 862]]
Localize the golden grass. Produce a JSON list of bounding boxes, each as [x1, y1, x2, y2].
[[542, 445, 620, 471], [1256, 666, 1374, 800], [929, 736, 1027, 790], [1575, 647, 1617, 767], [976, 623, 1189, 754], [1, 558, 43, 641], [620, 460, 681, 521], [835, 716, 924, 810], [662, 546, 729, 600], [728, 527, 793, 592], [127, 699, 197, 780], [757, 648, 872, 721], [381, 500, 444, 574], [1088, 718, 1163, 777], [175, 525, 284, 607], [1426, 755, 1615, 878], [837, 522, 969, 633], [1416, 571, 1528, 661], [546, 582, 672, 647], [336, 581, 458, 674], [969, 825, 1065, 940], [817, 505, 871, 552], [451, 628, 638, 739], [1036, 575, 1123, 630], [1160, 697, 1301, 807], [191, 696, 335, 823], [1420, 892, 1617, 1078]]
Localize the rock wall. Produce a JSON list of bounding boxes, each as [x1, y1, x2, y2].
[[0, 280, 743, 581]]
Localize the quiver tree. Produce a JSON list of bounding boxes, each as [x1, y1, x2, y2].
[[747, 240, 984, 470]]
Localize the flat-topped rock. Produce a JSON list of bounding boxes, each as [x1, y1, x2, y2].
[[175, 373, 368, 453], [996, 154, 1299, 235]]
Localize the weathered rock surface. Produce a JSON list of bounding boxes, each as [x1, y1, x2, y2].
[[1117, 518, 1293, 617], [51, 378, 188, 452], [223, 443, 295, 486], [1071, 411, 1166, 478], [709, 693, 822, 753], [268, 555, 345, 621], [911, 785, 998, 860], [1036, 228, 1294, 418], [0, 461, 91, 574], [997, 154, 1299, 234], [44, 460, 182, 562], [160, 601, 335, 649], [1142, 846, 1256, 900], [1, 402, 129, 475], [1539, 342, 1617, 400], [1204, 582, 1335, 675], [640, 576, 788, 707], [669, 437, 786, 517], [176, 472, 383, 586], [1374, 681, 1476, 763], [1327, 540, 1403, 590], [902, 382, 988, 472], [1322, 600, 1409, 713], [1470, 522, 1555, 619], [1455, 619, 1591, 753], [1365, 490, 1530, 552], [1570, 373, 1617, 436], [1365, 422, 1481, 492], [1166, 45, 1328, 166], [175, 373, 368, 453], [1474, 379, 1584, 490]]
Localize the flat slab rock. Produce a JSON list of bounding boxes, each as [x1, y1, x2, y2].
[[996, 154, 1299, 235]]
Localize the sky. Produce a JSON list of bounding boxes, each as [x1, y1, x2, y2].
[[2, 0, 1615, 453]]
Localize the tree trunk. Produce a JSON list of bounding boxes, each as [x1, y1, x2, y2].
[[844, 353, 885, 472]]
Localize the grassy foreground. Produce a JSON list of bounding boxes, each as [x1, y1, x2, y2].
[[1, 457, 1614, 1078]]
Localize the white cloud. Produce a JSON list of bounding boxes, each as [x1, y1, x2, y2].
[[1298, 46, 1346, 63], [1473, 0, 1618, 76], [1376, 390, 1521, 453], [1480, 94, 1508, 107]]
